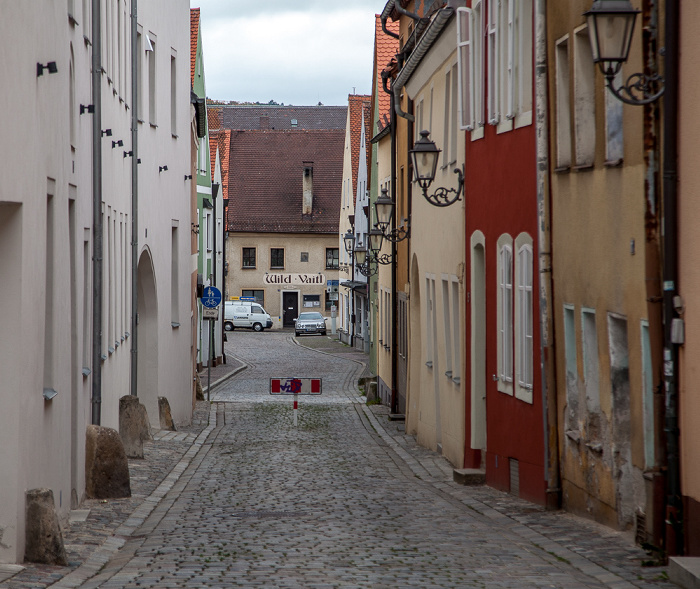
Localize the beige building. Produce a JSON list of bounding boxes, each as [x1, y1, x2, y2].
[[224, 129, 344, 326], [548, 0, 663, 539], [0, 0, 194, 563], [678, 1, 700, 556], [397, 8, 467, 468]]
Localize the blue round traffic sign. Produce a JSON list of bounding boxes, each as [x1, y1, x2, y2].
[[201, 286, 222, 308]]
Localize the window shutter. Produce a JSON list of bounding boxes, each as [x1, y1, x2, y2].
[[457, 7, 474, 131], [488, 0, 500, 125], [506, 0, 515, 119]]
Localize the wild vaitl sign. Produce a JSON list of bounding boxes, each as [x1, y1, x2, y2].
[[270, 378, 322, 427]]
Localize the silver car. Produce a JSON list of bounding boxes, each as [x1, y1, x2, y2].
[[294, 312, 327, 336]]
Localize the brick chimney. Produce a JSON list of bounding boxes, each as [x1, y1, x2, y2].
[[302, 162, 313, 215]]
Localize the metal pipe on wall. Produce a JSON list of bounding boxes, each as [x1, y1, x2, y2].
[[130, 0, 139, 397], [91, 0, 103, 425]]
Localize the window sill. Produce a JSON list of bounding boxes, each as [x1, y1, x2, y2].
[[242, 266, 256, 270], [425, 361, 433, 369], [68, 13, 78, 26], [452, 376, 461, 385], [150, 123, 158, 129], [554, 166, 571, 174], [270, 267, 284, 271], [444, 370, 453, 378], [604, 158, 624, 168], [573, 163, 594, 172], [172, 133, 179, 140], [171, 322, 180, 329], [82, 367, 91, 377]]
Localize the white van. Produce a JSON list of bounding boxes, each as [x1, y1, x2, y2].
[[224, 300, 273, 332]]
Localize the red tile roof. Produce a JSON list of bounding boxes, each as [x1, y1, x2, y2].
[[226, 130, 345, 234], [207, 105, 222, 131], [190, 8, 199, 88], [209, 129, 232, 228], [348, 95, 371, 206], [374, 15, 400, 135]]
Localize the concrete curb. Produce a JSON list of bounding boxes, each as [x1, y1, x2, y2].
[[45, 405, 219, 589], [201, 355, 248, 395]]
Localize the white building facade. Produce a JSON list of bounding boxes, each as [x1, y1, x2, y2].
[[0, 0, 193, 563]]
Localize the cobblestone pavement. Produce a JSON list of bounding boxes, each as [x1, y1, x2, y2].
[[2, 332, 674, 588]]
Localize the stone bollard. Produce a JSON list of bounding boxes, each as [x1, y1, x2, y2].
[[158, 396, 176, 431], [85, 425, 131, 499], [25, 488, 68, 566], [119, 395, 152, 459], [366, 381, 378, 403], [195, 372, 204, 401]]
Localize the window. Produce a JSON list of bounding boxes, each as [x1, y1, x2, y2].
[[303, 294, 321, 308], [574, 25, 596, 167], [515, 235, 533, 402], [497, 235, 513, 395], [136, 30, 143, 121], [147, 33, 156, 126], [555, 36, 571, 168], [199, 137, 207, 175], [457, 6, 474, 131], [326, 248, 339, 269], [241, 289, 264, 305], [325, 292, 334, 311], [563, 304, 578, 428], [270, 248, 284, 269], [242, 247, 256, 268], [451, 277, 461, 383], [300, 252, 309, 263], [170, 50, 177, 136], [442, 277, 453, 378], [486, 0, 532, 131], [425, 275, 435, 367], [171, 226, 179, 324]]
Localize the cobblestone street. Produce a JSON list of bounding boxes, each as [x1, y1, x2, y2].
[[2, 332, 675, 588]]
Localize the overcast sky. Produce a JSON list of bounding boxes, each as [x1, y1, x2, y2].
[[192, 1, 381, 106]]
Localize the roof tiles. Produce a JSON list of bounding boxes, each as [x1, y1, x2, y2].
[[190, 9, 199, 87], [226, 130, 345, 235], [374, 15, 400, 135]]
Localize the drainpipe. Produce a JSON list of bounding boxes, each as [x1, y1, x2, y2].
[[91, 0, 103, 425], [534, 0, 560, 510], [212, 182, 218, 363], [382, 71, 399, 415], [393, 1, 422, 22], [661, 0, 682, 556], [130, 0, 139, 397]]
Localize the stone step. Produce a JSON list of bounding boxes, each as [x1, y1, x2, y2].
[[453, 468, 486, 486], [670, 557, 700, 589]]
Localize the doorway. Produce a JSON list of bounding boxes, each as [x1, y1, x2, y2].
[[282, 292, 298, 327]]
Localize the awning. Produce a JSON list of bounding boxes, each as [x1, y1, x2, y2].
[[340, 280, 368, 295]]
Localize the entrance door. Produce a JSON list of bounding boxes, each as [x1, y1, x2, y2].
[[283, 292, 298, 327]]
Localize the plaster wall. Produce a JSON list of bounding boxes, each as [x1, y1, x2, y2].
[[548, 0, 649, 529], [401, 32, 466, 468], [678, 0, 700, 555], [226, 232, 339, 327]]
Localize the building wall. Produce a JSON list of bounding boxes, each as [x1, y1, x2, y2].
[[548, 0, 651, 528], [678, 0, 700, 556], [402, 22, 466, 468], [0, 0, 193, 563], [226, 232, 339, 326]]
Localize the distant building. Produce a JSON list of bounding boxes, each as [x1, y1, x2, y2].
[[224, 130, 344, 328], [208, 104, 347, 132]]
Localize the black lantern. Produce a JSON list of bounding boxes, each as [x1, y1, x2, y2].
[[374, 188, 394, 233], [409, 130, 441, 191], [585, 0, 638, 77], [368, 227, 384, 254], [354, 244, 368, 266], [584, 0, 663, 105], [343, 229, 355, 255], [409, 130, 464, 207]]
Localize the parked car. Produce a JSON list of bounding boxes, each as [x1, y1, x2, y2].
[[224, 301, 273, 332], [294, 312, 327, 336]]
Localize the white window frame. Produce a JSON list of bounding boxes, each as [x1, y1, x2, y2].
[[514, 234, 533, 403], [451, 276, 461, 383], [496, 234, 513, 395], [442, 275, 453, 378], [487, 0, 500, 126], [425, 275, 434, 367], [457, 7, 475, 131]]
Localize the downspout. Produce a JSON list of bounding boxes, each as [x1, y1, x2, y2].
[[381, 1, 400, 40], [91, 0, 103, 425], [383, 72, 399, 414], [661, 0, 682, 556], [130, 0, 139, 397], [535, 0, 560, 509], [393, 1, 422, 22]]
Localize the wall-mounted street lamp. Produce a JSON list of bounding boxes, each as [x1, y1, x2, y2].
[[374, 188, 409, 243], [409, 130, 464, 207], [584, 0, 664, 105]]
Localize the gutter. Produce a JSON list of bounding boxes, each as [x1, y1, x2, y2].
[[392, 7, 455, 122], [130, 0, 139, 397], [91, 0, 103, 425], [381, 0, 400, 40], [534, 0, 560, 510]]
